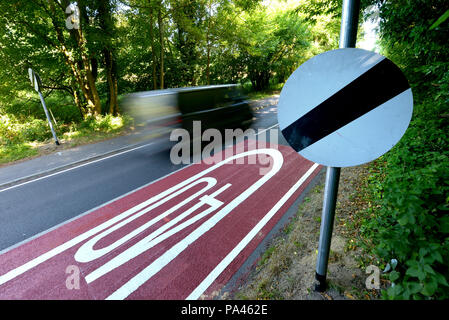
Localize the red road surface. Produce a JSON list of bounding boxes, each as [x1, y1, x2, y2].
[[0, 140, 320, 300]]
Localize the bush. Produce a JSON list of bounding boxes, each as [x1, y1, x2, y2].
[[0, 114, 54, 145], [360, 99, 449, 299], [0, 112, 132, 164], [76, 114, 128, 133], [0, 143, 38, 164], [21, 119, 52, 142], [0, 114, 22, 145]]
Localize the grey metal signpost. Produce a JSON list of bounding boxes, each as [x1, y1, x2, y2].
[[314, 0, 360, 292], [28, 68, 60, 145], [278, 0, 413, 293], [315, 166, 341, 291]]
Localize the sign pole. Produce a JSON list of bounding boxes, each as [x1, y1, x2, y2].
[[314, 0, 360, 292], [339, 0, 360, 49], [38, 91, 60, 146], [28, 68, 60, 145], [315, 166, 340, 291]]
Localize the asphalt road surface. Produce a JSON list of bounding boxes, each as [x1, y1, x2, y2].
[[0, 101, 322, 299]]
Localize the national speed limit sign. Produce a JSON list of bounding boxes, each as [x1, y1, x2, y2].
[[278, 48, 413, 167]]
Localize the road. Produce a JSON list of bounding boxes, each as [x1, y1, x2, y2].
[[0, 102, 279, 250], [0, 99, 322, 299]]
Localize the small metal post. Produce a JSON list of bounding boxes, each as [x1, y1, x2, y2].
[[314, 0, 360, 292], [38, 91, 60, 145], [315, 167, 340, 291], [29, 68, 60, 146], [48, 107, 58, 126]]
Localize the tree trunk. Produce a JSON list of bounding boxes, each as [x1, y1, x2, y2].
[[104, 49, 119, 115], [70, 77, 85, 117], [206, 0, 212, 85], [83, 59, 102, 115], [98, 0, 119, 115], [73, 2, 102, 115], [157, 1, 164, 89], [49, 0, 102, 116], [149, 0, 157, 90]]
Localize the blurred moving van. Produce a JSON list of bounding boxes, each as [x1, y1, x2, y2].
[[122, 84, 253, 138]]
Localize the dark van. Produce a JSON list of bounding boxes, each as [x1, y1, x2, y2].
[[122, 84, 253, 138]]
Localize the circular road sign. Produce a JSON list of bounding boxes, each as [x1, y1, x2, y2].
[[277, 48, 413, 167]]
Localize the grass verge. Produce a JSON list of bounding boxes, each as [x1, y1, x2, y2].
[[230, 165, 380, 300], [0, 113, 134, 166]]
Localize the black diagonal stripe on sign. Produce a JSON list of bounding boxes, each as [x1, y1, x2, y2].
[[281, 58, 410, 152]]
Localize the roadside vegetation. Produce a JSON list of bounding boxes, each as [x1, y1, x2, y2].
[[234, 0, 449, 301], [0, 111, 132, 165], [0, 0, 340, 164], [348, 1, 449, 300], [0, 0, 447, 301]]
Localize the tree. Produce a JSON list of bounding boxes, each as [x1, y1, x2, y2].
[[355, 0, 449, 300], [172, 0, 206, 86], [237, 4, 310, 90], [0, 0, 331, 122], [0, 0, 103, 117], [97, 0, 120, 115], [55, 0, 103, 115], [149, 0, 158, 89], [363, 0, 449, 102]]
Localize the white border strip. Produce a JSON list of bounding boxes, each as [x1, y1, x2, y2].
[[186, 162, 320, 300], [0, 158, 193, 256], [0, 123, 279, 194], [0, 123, 280, 255], [0, 142, 157, 194], [255, 123, 279, 136]]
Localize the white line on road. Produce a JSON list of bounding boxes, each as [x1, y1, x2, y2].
[[0, 153, 193, 256], [0, 124, 280, 253], [0, 142, 155, 194], [1, 124, 279, 194], [186, 162, 320, 300], [255, 123, 279, 136]]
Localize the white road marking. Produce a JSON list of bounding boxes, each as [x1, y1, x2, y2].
[[1, 124, 279, 194], [0, 142, 155, 193], [186, 162, 320, 300], [105, 148, 283, 300], [0, 149, 283, 296], [255, 123, 279, 136], [0, 156, 193, 256]]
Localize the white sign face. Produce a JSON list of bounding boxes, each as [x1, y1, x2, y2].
[[278, 48, 413, 167]]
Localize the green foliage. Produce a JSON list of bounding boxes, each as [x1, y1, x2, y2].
[[429, 9, 449, 30], [0, 113, 51, 163], [0, 0, 335, 114], [2, 0, 326, 164], [0, 143, 38, 164], [0, 114, 50, 145], [354, 1, 449, 299], [2, 92, 83, 124], [361, 101, 449, 299], [368, 0, 449, 101], [21, 119, 52, 142], [1, 0, 331, 153], [234, 4, 312, 90], [76, 114, 130, 133], [0, 112, 131, 163], [356, 0, 449, 300]]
